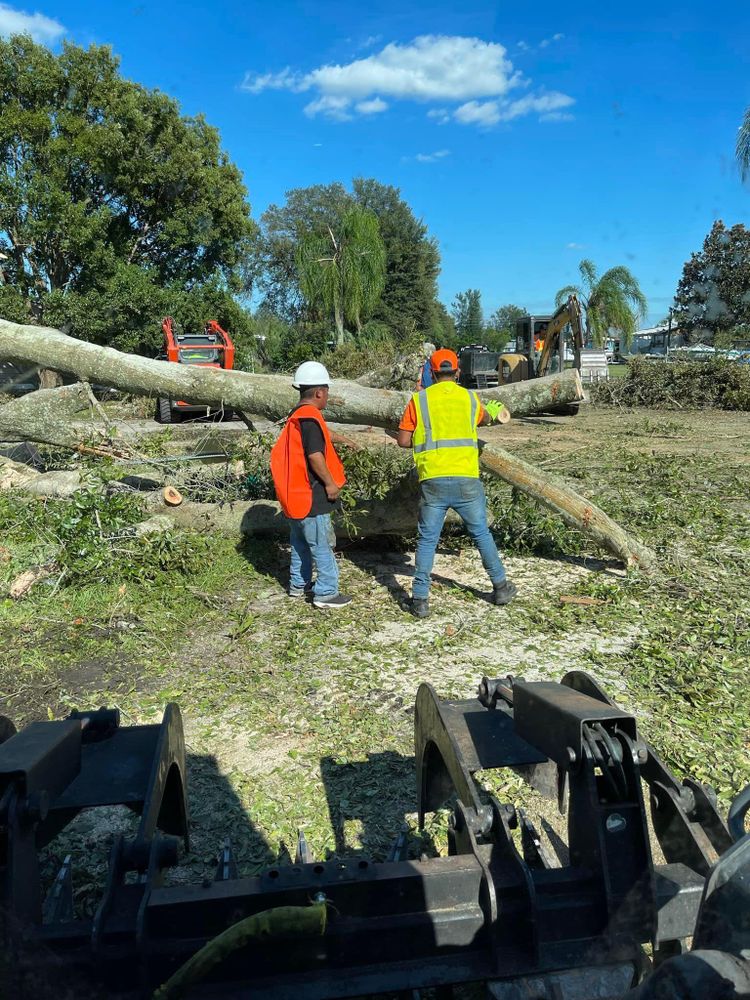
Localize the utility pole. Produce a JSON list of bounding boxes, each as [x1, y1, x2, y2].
[[666, 307, 673, 357]]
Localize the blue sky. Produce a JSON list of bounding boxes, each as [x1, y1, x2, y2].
[[3, 0, 749, 325]]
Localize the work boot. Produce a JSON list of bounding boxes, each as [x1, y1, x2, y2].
[[411, 598, 430, 619], [492, 580, 517, 606]]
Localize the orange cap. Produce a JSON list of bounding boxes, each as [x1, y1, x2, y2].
[[430, 349, 459, 373]]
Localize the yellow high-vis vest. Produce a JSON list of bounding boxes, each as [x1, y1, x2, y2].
[[411, 381, 481, 481]]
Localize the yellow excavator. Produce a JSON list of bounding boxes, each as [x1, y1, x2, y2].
[[500, 294, 585, 383]]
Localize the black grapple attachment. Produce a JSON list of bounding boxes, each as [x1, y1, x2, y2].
[[1, 672, 748, 999]]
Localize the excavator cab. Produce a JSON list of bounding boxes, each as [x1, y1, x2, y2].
[[502, 295, 584, 386]]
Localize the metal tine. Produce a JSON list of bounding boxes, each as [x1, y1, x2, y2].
[[296, 828, 313, 865], [42, 854, 74, 924], [518, 809, 553, 869], [387, 826, 409, 863], [214, 838, 237, 882]]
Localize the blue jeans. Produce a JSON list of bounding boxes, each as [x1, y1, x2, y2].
[[413, 477, 506, 600], [289, 514, 339, 599]]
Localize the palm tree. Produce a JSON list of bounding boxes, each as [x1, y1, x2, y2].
[[556, 259, 647, 348], [737, 106, 750, 181], [296, 207, 386, 345]]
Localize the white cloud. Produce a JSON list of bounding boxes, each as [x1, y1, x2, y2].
[[241, 67, 304, 94], [303, 95, 353, 121], [0, 2, 65, 43], [452, 91, 573, 127], [359, 34, 382, 50], [454, 100, 501, 127], [241, 34, 574, 128], [355, 97, 388, 114], [566, 242, 584, 249], [540, 110, 575, 123], [495, 91, 574, 122], [414, 149, 450, 163], [427, 108, 451, 125], [539, 32, 564, 49]]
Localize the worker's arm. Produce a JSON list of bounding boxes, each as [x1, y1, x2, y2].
[[308, 451, 341, 500], [397, 400, 417, 448]]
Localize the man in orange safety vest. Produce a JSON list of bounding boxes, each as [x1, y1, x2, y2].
[[270, 362, 351, 610]]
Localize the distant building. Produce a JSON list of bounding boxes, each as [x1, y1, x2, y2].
[[627, 325, 687, 356]]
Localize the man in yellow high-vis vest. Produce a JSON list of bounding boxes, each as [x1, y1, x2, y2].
[[397, 349, 517, 618]]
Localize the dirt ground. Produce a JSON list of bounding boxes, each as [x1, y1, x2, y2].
[[2, 403, 749, 912]]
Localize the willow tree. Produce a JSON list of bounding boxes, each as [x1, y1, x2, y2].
[[737, 106, 750, 181], [556, 259, 647, 348], [295, 207, 385, 344]]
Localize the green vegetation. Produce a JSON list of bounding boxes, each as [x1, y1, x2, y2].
[[257, 179, 450, 350], [1, 409, 748, 878], [673, 220, 750, 344], [0, 36, 255, 353], [556, 258, 646, 348], [593, 355, 750, 410], [296, 206, 386, 343]]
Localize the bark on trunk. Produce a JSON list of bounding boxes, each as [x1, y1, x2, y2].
[[146, 473, 427, 541], [0, 318, 583, 428], [478, 441, 657, 572]]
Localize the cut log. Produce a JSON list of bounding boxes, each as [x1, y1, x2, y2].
[[478, 441, 657, 572], [149, 473, 429, 540], [0, 319, 583, 428]]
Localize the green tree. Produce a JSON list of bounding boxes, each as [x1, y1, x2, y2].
[[256, 179, 444, 342], [486, 303, 525, 351], [737, 106, 750, 182], [295, 207, 385, 344], [352, 178, 442, 336], [451, 289, 484, 342], [555, 259, 646, 348], [0, 35, 255, 352], [673, 220, 750, 344]]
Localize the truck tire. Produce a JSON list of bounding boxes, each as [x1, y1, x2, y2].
[[156, 398, 173, 424]]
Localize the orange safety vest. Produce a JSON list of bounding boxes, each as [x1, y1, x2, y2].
[[270, 405, 346, 519]]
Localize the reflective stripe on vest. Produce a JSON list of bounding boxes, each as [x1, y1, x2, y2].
[[411, 382, 480, 481]]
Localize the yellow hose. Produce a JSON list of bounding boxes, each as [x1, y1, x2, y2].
[[152, 901, 327, 999]]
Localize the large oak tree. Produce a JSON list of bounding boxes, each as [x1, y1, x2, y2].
[[0, 35, 256, 353]]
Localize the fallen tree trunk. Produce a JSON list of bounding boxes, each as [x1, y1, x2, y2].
[[479, 442, 657, 572], [0, 318, 656, 570], [0, 318, 583, 427], [148, 472, 430, 540]]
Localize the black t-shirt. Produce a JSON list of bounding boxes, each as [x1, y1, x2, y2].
[[299, 417, 340, 517]]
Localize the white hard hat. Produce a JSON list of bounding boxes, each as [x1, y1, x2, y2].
[[292, 361, 330, 389]]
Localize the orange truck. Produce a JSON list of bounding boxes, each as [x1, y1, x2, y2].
[[155, 317, 235, 423]]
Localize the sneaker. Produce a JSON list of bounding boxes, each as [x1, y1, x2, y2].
[[288, 583, 314, 598], [313, 593, 352, 610], [492, 580, 517, 606], [411, 598, 430, 619]]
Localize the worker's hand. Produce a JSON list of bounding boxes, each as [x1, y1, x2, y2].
[[485, 400, 510, 425], [326, 483, 341, 501]]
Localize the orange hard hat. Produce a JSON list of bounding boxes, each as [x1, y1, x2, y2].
[[430, 348, 459, 373]]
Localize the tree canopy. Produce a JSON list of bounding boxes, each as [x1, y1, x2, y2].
[[674, 220, 750, 344], [451, 289, 484, 343], [556, 259, 646, 348], [296, 206, 386, 344], [257, 178, 445, 341], [0, 35, 255, 352]]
